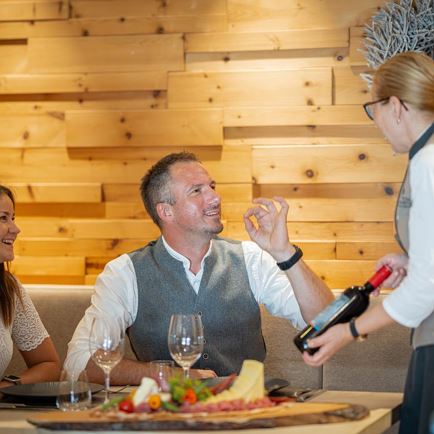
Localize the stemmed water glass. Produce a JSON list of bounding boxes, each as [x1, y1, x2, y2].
[[167, 314, 204, 379], [89, 316, 125, 403]]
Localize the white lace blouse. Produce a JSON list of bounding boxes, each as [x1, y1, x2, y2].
[[0, 285, 49, 378]]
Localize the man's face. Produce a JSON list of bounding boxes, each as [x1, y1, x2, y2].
[[167, 161, 223, 237]]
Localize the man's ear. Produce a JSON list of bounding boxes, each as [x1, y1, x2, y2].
[[389, 96, 403, 122], [156, 203, 172, 221]]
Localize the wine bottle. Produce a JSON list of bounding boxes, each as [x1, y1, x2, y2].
[[294, 265, 392, 355]]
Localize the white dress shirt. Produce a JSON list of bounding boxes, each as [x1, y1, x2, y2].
[[383, 143, 434, 329], [65, 238, 306, 373]]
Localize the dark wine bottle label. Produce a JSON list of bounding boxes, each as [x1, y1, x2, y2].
[[310, 294, 352, 331]]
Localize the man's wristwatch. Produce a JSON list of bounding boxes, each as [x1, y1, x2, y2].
[[276, 245, 303, 271], [349, 318, 367, 341], [2, 375, 22, 385]]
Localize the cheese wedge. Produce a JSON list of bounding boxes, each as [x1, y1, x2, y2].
[[206, 360, 265, 403]]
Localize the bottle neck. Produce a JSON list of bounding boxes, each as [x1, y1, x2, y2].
[[361, 265, 392, 293]]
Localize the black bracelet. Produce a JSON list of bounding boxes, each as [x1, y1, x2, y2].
[[276, 245, 303, 271], [349, 317, 367, 341]]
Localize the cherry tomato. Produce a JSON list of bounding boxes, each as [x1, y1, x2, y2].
[[119, 399, 134, 413]]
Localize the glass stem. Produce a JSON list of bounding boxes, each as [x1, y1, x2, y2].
[[182, 367, 190, 379], [104, 371, 111, 403]]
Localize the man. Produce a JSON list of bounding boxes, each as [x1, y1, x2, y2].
[[65, 152, 333, 384]]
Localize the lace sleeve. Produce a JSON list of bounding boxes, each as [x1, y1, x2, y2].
[[11, 286, 49, 352]]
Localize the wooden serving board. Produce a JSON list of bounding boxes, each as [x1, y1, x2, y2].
[[28, 402, 369, 431]]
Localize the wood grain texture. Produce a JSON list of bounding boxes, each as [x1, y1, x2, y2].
[[0, 0, 68, 22], [66, 109, 223, 147], [28, 34, 184, 73], [168, 69, 332, 108], [185, 29, 348, 52]]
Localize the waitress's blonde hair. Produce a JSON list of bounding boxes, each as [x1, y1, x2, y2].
[[373, 51, 434, 113]]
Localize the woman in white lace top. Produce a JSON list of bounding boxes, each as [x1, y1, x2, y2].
[[0, 185, 60, 387]]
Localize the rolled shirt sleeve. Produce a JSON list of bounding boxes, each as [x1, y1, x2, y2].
[[64, 254, 138, 374], [383, 145, 434, 328]]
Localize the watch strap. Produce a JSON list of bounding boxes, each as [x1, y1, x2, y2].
[[276, 245, 303, 271], [2, 375, 22, 385], [349, 318, 367, 341]]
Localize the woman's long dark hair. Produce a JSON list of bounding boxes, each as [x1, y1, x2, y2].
[[0, 185, 21, 327]]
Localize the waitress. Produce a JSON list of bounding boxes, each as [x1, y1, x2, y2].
[[302, 51, 434, 434]]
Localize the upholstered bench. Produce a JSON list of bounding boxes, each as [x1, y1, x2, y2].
[[7, 286, 411, 392]]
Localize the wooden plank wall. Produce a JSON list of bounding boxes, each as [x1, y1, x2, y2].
[[0, 0, 406, 288]]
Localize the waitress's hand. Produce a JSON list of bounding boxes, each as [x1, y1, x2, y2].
[[371, 253, 408, 295], [302, 323, 354, 367]]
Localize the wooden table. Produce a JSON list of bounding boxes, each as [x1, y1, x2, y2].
[[0, 390, 402, 434]]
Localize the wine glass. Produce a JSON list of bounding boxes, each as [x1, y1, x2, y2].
[[167, 314, 204, 379], [89, 316, 124, 403]]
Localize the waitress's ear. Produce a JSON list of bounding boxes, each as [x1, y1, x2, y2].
[[389, 96, 404, 123]]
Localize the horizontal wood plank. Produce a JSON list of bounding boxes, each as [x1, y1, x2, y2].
[[66, 109, 223, 147], [227, 0, 386, 31], [0, 91, 166, 111], [14, 237, 154, 256], [0, 112, 64, 148], [334, 66, 370, 105], [256, 183, 400, 199], [0, 72, 167, 94], [225, 221, 395, 242], [168, 69, 332, 108], [103, 183, 252, 203], [11, 256, 85, 276], [16, 203, 105, 218], [224, 105, 369, 127], [28, 34, 184, 73], [10, 183, 102, 203], [0, 15, 226, 39], [305, 259, 378, 289], [0, 146, 251, 183], [185, 29, 348, 52], [0, 0, 68, 22], [70, 0, 227, 18], [186, 48, 350, 72], [253, 145, 406, 183], [225, 124, 386, 145], [0, 45, 27, 74], [336, 241, 403, 260]]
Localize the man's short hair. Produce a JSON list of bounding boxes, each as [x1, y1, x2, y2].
[[140, 152, 200, 227]]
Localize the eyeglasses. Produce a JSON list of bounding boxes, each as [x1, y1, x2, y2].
[[363, 97, 408, 121]]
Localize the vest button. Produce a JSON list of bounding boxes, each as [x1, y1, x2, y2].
[[203, 353, 209, 360], [203, 338, 207, 344]]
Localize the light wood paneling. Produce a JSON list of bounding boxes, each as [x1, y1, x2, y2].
[[66, 109, 223, 147], [185, 29, 348, 52], [253, 145, 406, 184], [0, 15, 227, 39], [70, 0, 227, 18], [227, 0, 386, 31], [336, 241, 403, 260], [0, 45, 27, 74], [186, 48, 350, 71], [11, 256, 85, 276], [334, 67, 370, 105], [226, 221, 395, 242], [305, 259, 378, 289], [0, 0, 68, 22], [224, 105, 368, 127], [0, 72, 167, 94], [11, 183, 101, 203], [0, 1, 406, 286], [28, 34, 184, 73], [0, 112, 64, 148], [168, 69, 332, 108]]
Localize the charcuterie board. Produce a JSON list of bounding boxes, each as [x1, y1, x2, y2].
[[28, 401, 369, 431]]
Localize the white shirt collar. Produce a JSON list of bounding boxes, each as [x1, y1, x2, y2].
[[161, 236, 213, 276]]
